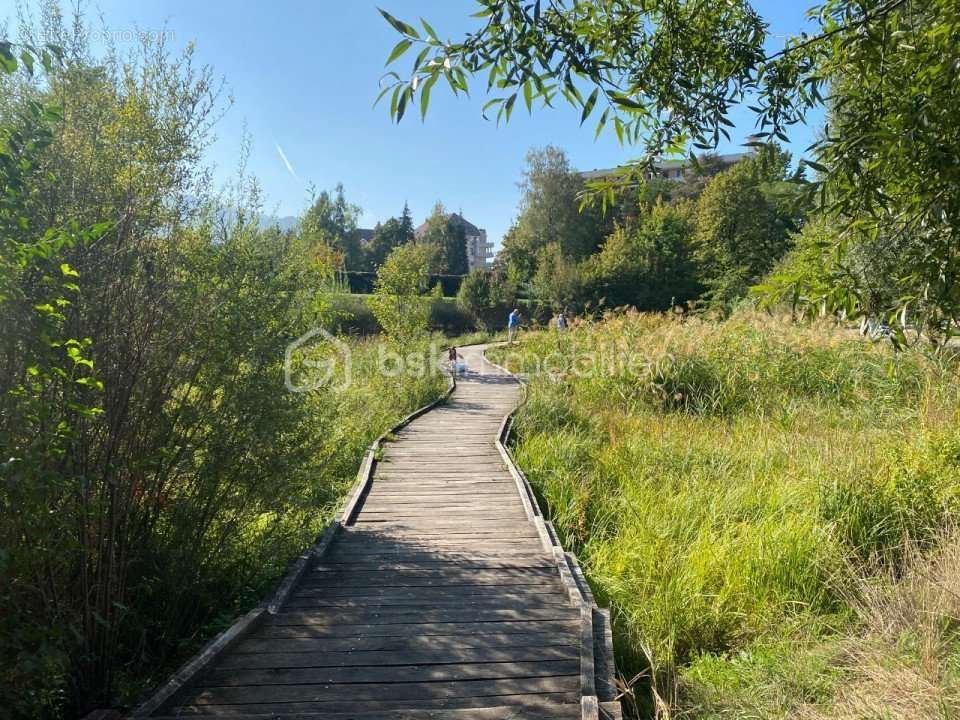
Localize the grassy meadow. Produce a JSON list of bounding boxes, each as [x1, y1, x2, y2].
[[489, 312, 960, 718]]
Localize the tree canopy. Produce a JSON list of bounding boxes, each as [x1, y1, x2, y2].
[[379, 0, 960, 343], [418, 202, 469, 276], [366, 202, 415, 269], [302, 183, 364, 270]]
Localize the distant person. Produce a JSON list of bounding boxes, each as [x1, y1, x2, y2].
[[447, 345, 465, 375], [556, 312, 567, 332], [507, 308, 521, 344]]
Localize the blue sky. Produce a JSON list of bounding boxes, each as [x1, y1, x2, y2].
[[3, 1, 824, 252]]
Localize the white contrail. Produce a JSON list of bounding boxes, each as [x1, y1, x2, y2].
[[275, 143, 299, 180]]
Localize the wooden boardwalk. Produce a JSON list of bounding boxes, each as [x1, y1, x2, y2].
[[137, 345, 619, 720]]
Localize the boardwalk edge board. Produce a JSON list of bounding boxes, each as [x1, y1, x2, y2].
[[127, 369, 457, 718], [482, 346, 620, 720]]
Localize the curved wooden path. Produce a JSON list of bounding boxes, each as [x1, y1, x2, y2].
[[136, 345, 619, 720]]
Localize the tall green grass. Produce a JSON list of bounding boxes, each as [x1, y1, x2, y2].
[[491, 311, 960, 718]]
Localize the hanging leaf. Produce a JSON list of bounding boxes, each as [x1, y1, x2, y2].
[[385, 39, 412, 66], [580, 88, 599, 126]]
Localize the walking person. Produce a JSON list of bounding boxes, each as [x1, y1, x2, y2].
[[507, 308, 521, 344], [556, 311, 567, 332]]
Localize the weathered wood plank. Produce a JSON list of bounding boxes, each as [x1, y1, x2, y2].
[[257, 619, 579, 640], [320, 550, 554, 562], [189, 675, 580, 705], [199, 660, 580, 687], [233, 632, 579, 655], [282, 597, 572, 611], [217, 645, 577, 670], [159, 693, 581, 716], [268, 606, 579, 627], [300, 569, 560, 586]]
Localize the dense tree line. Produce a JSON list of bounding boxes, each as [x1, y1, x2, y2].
[[459, 144, 804, 320], [303, 191, 469, 279]]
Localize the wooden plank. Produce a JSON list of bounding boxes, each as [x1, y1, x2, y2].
[[155, 704, 581, 719], [358, 500, 529, 511], [314, 559, 556, 571], [283, 597, 572, 611], [156, 705, 580, 719], [353, 512, 529, 521], [268, 606, 579, 626], [301, 568, 560, 584], [158, 693, 580, 715], [362, 490, 521, 500], [199, 660, 580, 687], [295, 584, 564, 600], [325, 542, 540, 553], [321, 549, 554, 561], [578, 606, 597, 712], [317, 557, 550, 567], [342, 523, 539, 535], [217, 645, 578, 670], [257, 619, 579, 640], [189, 675, 580, 705], [234, 632, 579, 655]]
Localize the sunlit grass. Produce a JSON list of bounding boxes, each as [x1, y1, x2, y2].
[[490, 310, 960, 718]]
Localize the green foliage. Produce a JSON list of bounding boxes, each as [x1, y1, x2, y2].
[[820, 433, 960, 567], [457, 267, 492, 317], [302, 183, 365, 270], [693, 146, 803, 307], [455, 264, 522, 330], [795, 0, 960, 346], [529, 242, 584, 312], [584, 200, 699, 311], [331, 293, 476, 336], [491, 144, 800, 316], [489, 312, 959, 716], [378, 1, 773, 170], [368, 242, 440, 352], [365, 202, 414, 270], [416, 202, 469, 276], [499, 146, 611, 282]]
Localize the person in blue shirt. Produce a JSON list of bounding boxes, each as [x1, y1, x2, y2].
[[556, 312, 567, 331], [507, 308, 521, 344]]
